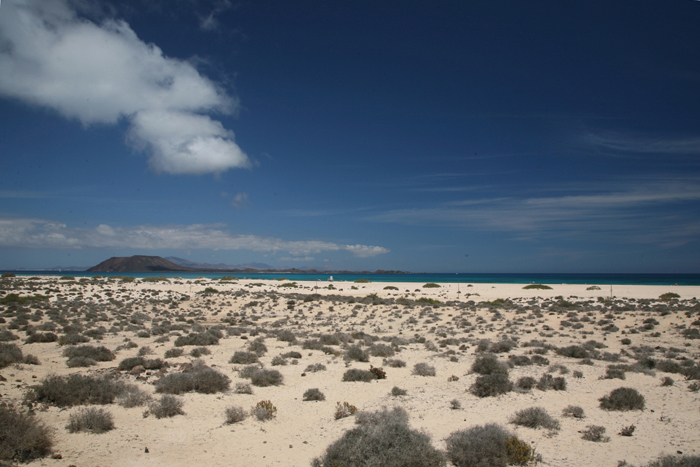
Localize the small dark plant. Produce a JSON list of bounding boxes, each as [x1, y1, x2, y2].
[[251, 400, 277, 421], [334, 401, 357, 420], [148, 395, 185, 419], [412, 362, 436, 376], [619, 425, 635, 436], [303, 388, 326, 401], [600, 387, 645, 411], [581, 425, 609, 442], [562, 405, 585, 419], [470, 373, 513, 398], [224, 406, 248, 424], [342, 369, 377, 382], [66, 407, 114, 434], [510, 407, 560, 431]]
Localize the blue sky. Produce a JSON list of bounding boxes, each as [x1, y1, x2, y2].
[[1, 0, 699, 273]]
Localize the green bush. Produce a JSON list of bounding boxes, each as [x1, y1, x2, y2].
[[250, 369, 283, 387], [659, 292, 680, 301], [313, 407, 445, 467], [248, 338, 268, 355], [445, 423, 513, 467], [155, 366, 230, 394], [369, 343, 395, 357], [149, 395, 184, 419], [116, 384, 152, 408], [303, 388, 326, 401], [509, 407, 560, 431], [472, 355, 509, 375], [522, 284, 552, 290], [230, 351, 260, 364], [412, 362, 436, 376], [25, 332, 58, 344], [304, 363, 327, 373], [600, 387, 645, 411], [164, 348, 184, 359], [470, 373, 513, 398], [63, 345, 114, 362], [224, 406, 248, 424], [536, 374, 567, 391], [174, 333, 219, 347], [0, 343, 24, 368], [385, 359, 406, 368], [344, 345, 369, 362], [189, 346, 211, 358], [581, 425, 609, 442], [355, 407, 409, 427], [118, 357, 166, 371], [423, 283, 441, 288], [0, 331, 18, 342], [562, 405, 585, 418], [60, 333, 90, 345], [604, 367, 626, 380], [342, 369, 377, 382], [516, 376, 536, 390], [557, 345, 590, 358], [234, 382, 253, 394], [391, 386, 407, 396], [0, 404, 53, 462], [66, 356, 97, 368], [66, 407, 115, 434], [27, 374, 122, 407]]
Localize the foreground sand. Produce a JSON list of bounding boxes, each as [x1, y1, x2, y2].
[[2, 276, 700, 467]]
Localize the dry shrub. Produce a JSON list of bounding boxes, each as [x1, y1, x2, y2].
[[66, 407, 114, 434], [0, 404, 53, 462], [314, 407, 445, 467], [251, 400, 277, 421], [225, 406, 248, 424], [334, 402, 357, 420], [149, 395, 184, 419]]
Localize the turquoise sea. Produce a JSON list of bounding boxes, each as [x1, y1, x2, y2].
[[7, 271, 700, 286]]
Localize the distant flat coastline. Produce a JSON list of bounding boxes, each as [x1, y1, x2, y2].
[[4, 271, 700, 285]]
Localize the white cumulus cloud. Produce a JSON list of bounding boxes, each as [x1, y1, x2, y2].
[[0, 0, 249, 175], [0, 218, 390, 258]]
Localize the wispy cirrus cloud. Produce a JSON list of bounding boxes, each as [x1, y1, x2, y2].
[[368, 179, 700, 245], [586, 132, 700, 155], [0, 218, 389, 258], [0, 0, 248, 175]]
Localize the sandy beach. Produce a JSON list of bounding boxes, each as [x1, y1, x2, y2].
[[2, 275, 699, 467]]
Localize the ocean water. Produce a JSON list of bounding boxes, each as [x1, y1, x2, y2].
[[8, 271, 700, 286]]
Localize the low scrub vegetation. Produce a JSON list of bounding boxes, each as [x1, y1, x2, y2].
[[148, 395, 185, 419], [26, 374, 123, 407], [510, 407, 560, 431], [66, 407, 115, 434], [315, 407, 445, 467], [0, 403, 54, 462], [446, 423, 539, 467], [251, 400, 277, 421], [155, 363, 230, 394], [600, 387, 645, 411]]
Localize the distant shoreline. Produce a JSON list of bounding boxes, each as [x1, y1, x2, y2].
[[4, 271, 700, 286]]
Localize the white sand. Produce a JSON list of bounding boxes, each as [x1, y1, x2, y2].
[[2, 276, 699, 466]]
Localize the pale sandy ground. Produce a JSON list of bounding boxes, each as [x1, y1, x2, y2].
[[2, 276, 700, 467]]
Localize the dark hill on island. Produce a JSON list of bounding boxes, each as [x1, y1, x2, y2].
[[87, 256, 197, 272], [87, 255, 413, 275]]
